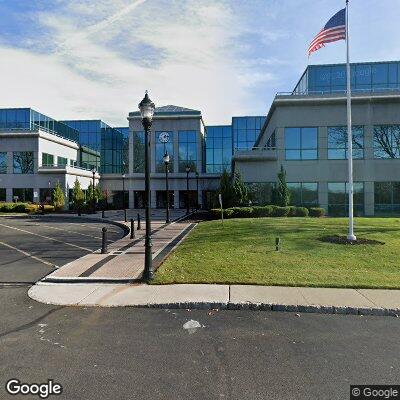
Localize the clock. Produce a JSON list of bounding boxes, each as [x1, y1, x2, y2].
[[159, 131, 170, 143]]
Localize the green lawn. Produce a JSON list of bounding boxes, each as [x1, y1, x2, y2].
[[153, 217, 400, 289]]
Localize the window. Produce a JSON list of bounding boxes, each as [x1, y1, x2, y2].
[[155, 131, 174, 173], [57, 156, 68, 166], [374, 182, 400, 215], [134, 191, 145, 208], [288, 183, 318, 207], [232, 116, 266, 150], [12, 188, 33, 202], [133, 132, 145, 173], [178, 131, 197, 172], [328, 126, 364, 159], [156, 191, 174, 209], [373, 125, 400, 158], [179, 190, 197, 209], [328, 182, 364, 216], [13, 152, 34, 174], [0, 188, 5, 201], [0, 152, 7, 173], [205, 126, 232, 173], [42, 153, 54, 166], [246, 182, 275, 205], [285, 127, 318, 160]]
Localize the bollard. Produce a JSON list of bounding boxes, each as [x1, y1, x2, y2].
[[101, 227, 108, 254], [124, 209, 127, 223], [275, 237, 281, 251], [137, 213, 141, 230], [78, 208, 81, 217], [130, 218, 135, 239], [102, 209, 105, 219]]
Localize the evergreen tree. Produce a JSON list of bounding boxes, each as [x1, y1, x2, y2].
[[232, 172, 249, 206], [72, 178, 85, 212], [272, 165, 291, 207], [219, 170, 234, 208], [52, 182, 65, 211]]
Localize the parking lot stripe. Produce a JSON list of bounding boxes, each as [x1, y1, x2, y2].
[[0, 223, 93, 252], [27, 223, 113, 242], [0, 241, 59, 268]]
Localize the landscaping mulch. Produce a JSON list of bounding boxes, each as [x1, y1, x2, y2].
[[319, 235, 385, 245]]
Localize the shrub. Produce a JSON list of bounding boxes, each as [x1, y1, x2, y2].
[[294, 207, 309, 217], [273, 206, 290, 217], [209, 208, 234, 220], [0, 202, 29, 213], [287, 206, 297, 217], [309, 207, 325, 217], [252, 205, 274, 217], [230, 207, 254, 218]]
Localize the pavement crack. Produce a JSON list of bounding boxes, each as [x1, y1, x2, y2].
[[0, 306, 64, 339]]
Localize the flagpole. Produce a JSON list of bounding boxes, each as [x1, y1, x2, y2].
[[346, 0, 356, 241]]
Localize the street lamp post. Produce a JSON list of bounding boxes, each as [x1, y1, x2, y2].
[[195, 171, 199, 210], [139, 91, 155, 281], [92, 168, 96, 214], [163, 152, 170, 223], [122, 173, 127, 222], [185, 165, 190, 214]]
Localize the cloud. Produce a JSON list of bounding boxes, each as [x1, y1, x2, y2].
[[0, 0, 273, 125]]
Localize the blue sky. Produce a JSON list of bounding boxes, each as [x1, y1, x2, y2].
[[0, 0, 399, 126]]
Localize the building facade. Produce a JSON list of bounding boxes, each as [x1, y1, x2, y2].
[[0, 108, 98, 205], [234, 61, 400, 216]]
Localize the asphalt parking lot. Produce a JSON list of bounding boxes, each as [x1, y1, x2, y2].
[[0, 216, 126, 283], [0, 215, 399, 399]]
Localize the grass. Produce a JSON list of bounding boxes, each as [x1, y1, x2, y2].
[[153, 217, 400, 289]]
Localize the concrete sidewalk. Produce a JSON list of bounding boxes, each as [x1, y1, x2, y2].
[[39, 209, 195, 282], [28, 283, 400, 317]]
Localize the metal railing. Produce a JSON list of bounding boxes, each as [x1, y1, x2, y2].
[[278, 87, 400, 97], [0, 126, 79, 144]]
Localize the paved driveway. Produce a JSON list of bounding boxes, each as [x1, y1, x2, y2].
[[0, 216, 126, 283]]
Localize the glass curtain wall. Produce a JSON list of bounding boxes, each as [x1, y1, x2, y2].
[[205, 126, 232, 173], [178, 130, 197, 172], [232, 116, 266, 150], [0, 108, 79, 142], [294, 62, 400, 94], [132, 131, 145, 173], [155, 131, 174, 173]]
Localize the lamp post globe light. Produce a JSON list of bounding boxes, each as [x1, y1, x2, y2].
[[138, 91, 155, 281], [185, 165, 191, 214], [163, 151, 170, 223], [92, 168, 96, 214], [122, 173, 127, 222]]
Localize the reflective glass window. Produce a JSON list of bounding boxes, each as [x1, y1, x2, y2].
[[13, 152, 34, 174], [0, 152, 7, 173]]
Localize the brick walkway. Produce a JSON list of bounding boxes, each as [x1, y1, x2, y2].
[[43, 211, 195, 282]]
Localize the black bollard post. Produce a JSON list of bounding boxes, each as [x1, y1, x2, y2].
[[102, 209, 105, 219], [137, 213, 141, 230], [130, 218, 135, 239], [275, 237, 281, 251], [124, 208, 127, 223], [101, 227, 108, 254]]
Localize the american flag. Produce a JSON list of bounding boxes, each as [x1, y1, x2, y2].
[[308, 8, 346, 55]]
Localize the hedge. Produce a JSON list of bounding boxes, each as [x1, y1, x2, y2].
[[209, 205, 323, 220], [0, 203, 55, 213], [309, 207, 325, 217]]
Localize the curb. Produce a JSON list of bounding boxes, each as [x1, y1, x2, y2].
[[32, 213, 131, 237], [129, 302, 399, 317]]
